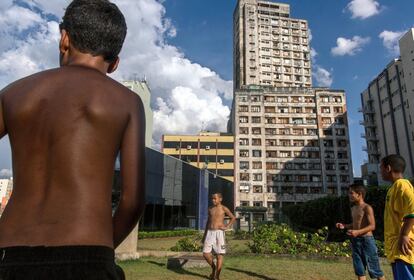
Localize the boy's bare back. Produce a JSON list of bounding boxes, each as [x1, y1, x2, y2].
[[0, 66, 144, 248]]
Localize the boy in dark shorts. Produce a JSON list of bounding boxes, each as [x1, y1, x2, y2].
[[0, 0, 145, 279], [202, 193, 236, 280], [381, 155, 414, 280], [336, 184, 385, 280]]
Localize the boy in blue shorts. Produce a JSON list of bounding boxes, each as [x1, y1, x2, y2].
[[381, 155, 414, 280], [336, 184, 385, 280]]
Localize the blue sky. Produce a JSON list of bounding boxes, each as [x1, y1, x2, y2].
[[0, 0, 413, 178], [162, 0, 414, 176]]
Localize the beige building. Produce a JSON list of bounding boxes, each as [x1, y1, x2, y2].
[[361, 28, 414, 183], [0, 178, 13, 216], [162, 132, 234, 182], [229, 86, 353, 220], [234, 0, 312, 89]]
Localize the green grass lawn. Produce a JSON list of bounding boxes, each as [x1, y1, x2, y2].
[[119, 255, 393, 280]]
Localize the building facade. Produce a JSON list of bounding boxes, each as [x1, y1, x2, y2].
[[229, 86, 353, 220], [122, 80, 154, 147], [162, 132, 234, 182], [361, 28, 414, 184], [0, 178, 13, 216], [234, 0, 312, 89]]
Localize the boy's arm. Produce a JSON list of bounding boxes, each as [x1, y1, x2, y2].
[[202, 216, 210, 243], [399, 218, 414, 255], [112, 95, 146, 248], [348, 206, 375, 237], [223, 207, 236, 230], [398, 183, 414, 255]]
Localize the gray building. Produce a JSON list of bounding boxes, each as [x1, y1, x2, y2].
[[113, 148, 234, 230], [360, 28, 414, 184], [234, 0, 312, 89], [122, 81, 154, 147], [229, 86, 353, 221]]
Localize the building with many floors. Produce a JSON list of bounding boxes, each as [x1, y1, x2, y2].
[[233, 0, 312, 89], [229, 86, 353, 221], [162, 132, 234, 182], [0, 178, 13, 215], [361, 28, 414, 184]]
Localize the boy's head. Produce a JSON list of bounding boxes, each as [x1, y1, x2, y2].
[[380, 154, 406, 181], [59, 0, 127, 73], [348, 184, 366, 203], [211, 193, 223, 206]]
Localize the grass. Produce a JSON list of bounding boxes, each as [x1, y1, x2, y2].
[[119, 255, 393, 280]]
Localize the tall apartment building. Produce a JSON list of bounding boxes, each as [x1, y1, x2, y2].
[[162, 132, 234, 182], [361, 28, 414, 183], [229, 86, 353, 220], [0, 178, 12, 216], [122, 80, 153, 147], [234, 0, 312, 89]]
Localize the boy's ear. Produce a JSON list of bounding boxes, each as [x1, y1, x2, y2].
[[107, 57, 120, 74], [386, 165, 392, 173]]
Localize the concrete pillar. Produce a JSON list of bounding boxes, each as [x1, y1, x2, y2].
[[115, 224, 140, 260]]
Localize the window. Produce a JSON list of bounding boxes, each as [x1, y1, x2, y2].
[[253, 173, 263, 181], [278, 118, 289, 124], [251, 106, 261, 112], [322, 118, 332, 125], [252, 150, 262, 157], [252, 127, 261, 134], [239, 127, 248, 134], [240, 161, 249, 169], [280, 151, 291, 158], [266, 162, 277, 169], [265, 117, 276, 124], [239, 138, 249, 146], [253, 201, 263, 207], [334, 107, 343, 113], [293, 140, 304, 146], [239, 105, 248, 112], [240, 201, 250, 207], [252, 139, 262, 146], [323, 129, 332, 136], [280, 140, 290, 146], [266, 151, 277, 158], [239, 116, 248, 123], [252, 117, 261, 123], [266, 139, 276, 146], [265, 107, 276, 113], [321, 107, 330, 113], [265, 128, 277, 135], [253, 185, 263, 193], [240, 150, 249, 157], [240, 173, 250, 181], [252, 161, 262, 169]]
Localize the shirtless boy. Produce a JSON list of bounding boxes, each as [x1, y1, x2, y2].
[[203, 193, 236, 280], [336, 184, 385, 280], [0, 1, 145, 279]]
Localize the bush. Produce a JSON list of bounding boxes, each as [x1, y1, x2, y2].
[[282, 186, 388, 241], [139, 229, 198, 239], [171, 236, 202, 252], [249, 223, 352, 257], [230, 230, 252, 240]]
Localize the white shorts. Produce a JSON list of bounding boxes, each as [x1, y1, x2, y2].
[[203, 230, 226, 254]]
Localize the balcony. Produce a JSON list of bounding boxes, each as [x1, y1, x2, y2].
[[359, 120, 376, 128], [358, 107, 375, 114]]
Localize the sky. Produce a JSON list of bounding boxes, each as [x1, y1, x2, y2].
[[0, 0, 414, 178]]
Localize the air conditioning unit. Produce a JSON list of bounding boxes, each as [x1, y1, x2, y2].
[[186, 145, 191, 150], [219, 159, 225, 164], [206, 146, 210, 150]]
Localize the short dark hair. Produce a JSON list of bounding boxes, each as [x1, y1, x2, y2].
[[349, 184, 366, 199], [212, 193, 223, 198], [381, 154, 406, 173], [60, 0, 127, 63]]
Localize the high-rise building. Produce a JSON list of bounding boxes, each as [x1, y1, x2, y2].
[[229, 86, 353, 220], [162, 132, 234, 182], [361, 28, 414, 184], [0, 178, 12, 216], [233, 0, 312, 89], [122, 80, 153, 147], [231, 0, 352, 221]]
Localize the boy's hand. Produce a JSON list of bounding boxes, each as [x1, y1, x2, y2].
[[399, 235, 414, 255], [219, 225, 228, 231], [346, 230, 359, 237], [336, 223, 345, 229]]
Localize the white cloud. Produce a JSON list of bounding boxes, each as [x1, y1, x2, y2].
[[0, 169, 12, 178], [346, 0, 381, 19], [0, 0, 232, 163], [331, 36, 370, 56], [379, 30, 405, 56], [313, 66, 333, 87]]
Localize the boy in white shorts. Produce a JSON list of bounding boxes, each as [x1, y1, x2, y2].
[[202, 193, 236, 280]]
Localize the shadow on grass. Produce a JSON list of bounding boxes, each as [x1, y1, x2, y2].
[[227, 267, 278, 280], [147, 260, 209, 279]]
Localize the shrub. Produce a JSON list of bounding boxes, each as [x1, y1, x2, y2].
[[282, 186, 388, 241], [171, 236, 202, 252], [138, 229, 198, 239], [249, 223, 352, 257]]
